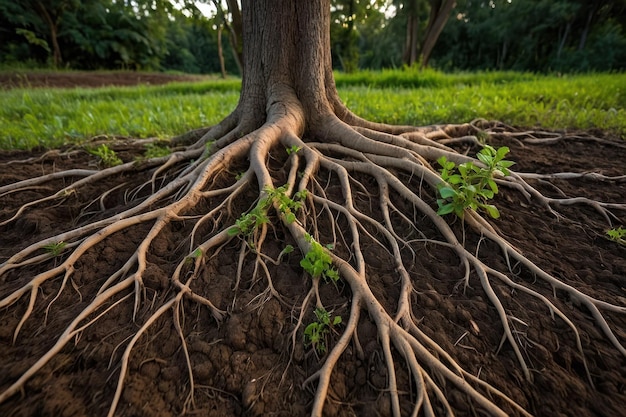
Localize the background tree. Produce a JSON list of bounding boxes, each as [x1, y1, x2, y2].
[[432, 0, 626, 71]]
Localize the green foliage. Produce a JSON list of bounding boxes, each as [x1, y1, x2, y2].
[[606, 227, 626, 246], [304, 307, 342, 355], [436, 145, 513, 219], [43, 241, 67, 257], [88, 144, 123, 167], [300, 234, 340, 284], [286, 145, 301, 155], [143, 142, 171, 159], [228, 185, 307, 237]]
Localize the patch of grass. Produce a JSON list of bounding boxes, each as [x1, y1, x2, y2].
[[0, 81, 240, 150], [1, 70, 624, 150], [88, 144, 123, 167], [339, 72, 626, 136]]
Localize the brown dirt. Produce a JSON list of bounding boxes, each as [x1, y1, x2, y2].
[[0, 74, 625, 417], [0, 71, 212, 90]]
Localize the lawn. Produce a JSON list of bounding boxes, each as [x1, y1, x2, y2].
[[0, 69, 624, 150]]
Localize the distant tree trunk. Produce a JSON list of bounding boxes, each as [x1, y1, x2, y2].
[[420, 0, 456, 68], [578, 2, 599, 51], [557, 22, 571, 60], [36, 1, 62, 67], [226, 0, 243, 74], [402, 7, 420, 66], [212, 0, 243, 74], [217, 26, 227, 78]]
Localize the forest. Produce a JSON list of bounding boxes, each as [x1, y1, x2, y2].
[[1, 0, 625, 74]]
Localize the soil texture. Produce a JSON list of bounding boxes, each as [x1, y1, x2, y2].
[[0, 73, 625, 417]]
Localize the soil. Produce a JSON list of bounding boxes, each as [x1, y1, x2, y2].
[[0, 73, 625, 417], [0, 71, 212, 90]]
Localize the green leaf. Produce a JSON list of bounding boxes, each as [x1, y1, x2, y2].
[[479, 189, 494, 199], [438, 186, 457, 199], [283, 244, 294, 254], [484, 204, 500, 219], [332, 316, 342, 326], [437, 203, 456, 215], [445, 174, 462, 185], [496, 146, 510, 159], [285, 212, 296, 224], [476, 152, 492, 165]]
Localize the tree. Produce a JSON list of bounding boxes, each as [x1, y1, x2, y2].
[[396, 0, 456, 67], [0, 0, 80, 67], [1, 1, 625, 416]]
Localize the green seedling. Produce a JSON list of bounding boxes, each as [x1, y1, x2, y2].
[[88, 144, 123, 167], [300, 234, 340, 284], [286, 145, 301, 155], [228, 185, 307, 237], [43, 241, 67, 257], [436, 145, 514, 219], [143, 143, 171, 159], [606, 226, 626, 246], [304, 307, 342, 355]]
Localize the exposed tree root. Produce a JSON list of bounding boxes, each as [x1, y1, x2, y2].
[[1, 109, 625, 416]]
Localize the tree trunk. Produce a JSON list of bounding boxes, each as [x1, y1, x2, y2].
[[226, 0, 244, 73], [420, 0, 456, 68], [402, 10, 420, 66], [217, 26, 227, 78], [36, 1, 62, 67], [238, 0, 338, 129]]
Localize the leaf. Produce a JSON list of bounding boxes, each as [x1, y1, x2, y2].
[[496, 146, 510, 159], [332, 316, 342, 326], [447, 174, 463, 184], [438, 186, 457, 199], [282, 244, 294, 254], [285, 212, 296, 224], [479, 189, 494, 199], [484, 204, 500, 219], [437, 203, 456, 215], [476, 152, 492, 165]]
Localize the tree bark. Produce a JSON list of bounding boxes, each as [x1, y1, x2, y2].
[[420, 0, 456, 68], [238, 0, 338, 129], [217, 26, 227, 78]]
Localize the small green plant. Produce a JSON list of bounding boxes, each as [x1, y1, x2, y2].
[[436, 145, 514, 219], [43, 241, 67, 257], [266, 185, 307, 224], [143, 143, 171, 159], [300, 234, 340, 283], [606, 226, 626, 246], [304, 307, 342, 355], [228, 185, 307, 237], [286, 145, 301, 155], [88, 144, 123, 167]]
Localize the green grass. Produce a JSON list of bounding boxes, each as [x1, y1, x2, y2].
[[1, 70, 624, 150]]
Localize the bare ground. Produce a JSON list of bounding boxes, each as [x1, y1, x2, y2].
[[0, 71, 212, 90], [0, 72, 625, 417]]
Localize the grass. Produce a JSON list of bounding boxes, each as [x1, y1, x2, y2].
[[1, 69, 624, 150]]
